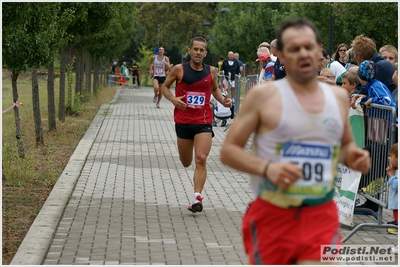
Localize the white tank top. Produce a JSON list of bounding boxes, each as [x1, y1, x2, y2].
[[153, 56, 166, 77], [252, 78, 344, 208]]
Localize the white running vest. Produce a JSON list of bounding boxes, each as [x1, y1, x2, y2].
[[153, 56, 166, 77], [252, 79, 344, 208]]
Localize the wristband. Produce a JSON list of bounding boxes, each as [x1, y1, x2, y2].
[[263, 161, 273, 179]]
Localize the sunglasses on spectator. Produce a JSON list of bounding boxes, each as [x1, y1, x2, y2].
[[339, 49, 347, 52], [323, 76, 335, 79]]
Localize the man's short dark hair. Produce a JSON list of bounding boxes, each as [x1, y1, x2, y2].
[[322, 49, 329, 59], [189, 37, 207, 49], [276, 18, 322, 51]]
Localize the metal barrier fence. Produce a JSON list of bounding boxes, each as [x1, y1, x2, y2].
[[342, 103, 398, 242], [217, 73, 259, 132], [232, 74, 259, 116], [243, 74, 259, 96]]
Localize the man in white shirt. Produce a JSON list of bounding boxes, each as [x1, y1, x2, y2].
[[319, 49, 347, 85]]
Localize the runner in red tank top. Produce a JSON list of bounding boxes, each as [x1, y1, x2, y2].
[[162, 37, 232, 213]]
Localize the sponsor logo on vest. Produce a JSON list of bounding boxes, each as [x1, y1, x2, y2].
[[283, 143, 331, 159]]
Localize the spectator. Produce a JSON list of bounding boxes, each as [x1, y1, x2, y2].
[[351, 35, 397, 93], [342, 67, 359, 98], [130, 59, 140, 89], [318, 68, 336, 85], [234, 53, 244, 76], [379, 44, 398, 67], [217, 56, 224, 75], [344, 48, 358, 70], [333, 43, 349, 68], [211, 93, 232, 127], [270, 39, 286, 80], [256, 53, 274, 83], [110, 61, 118, 87], [111, 61, 117, 75], [378, 46, 399, 106], [386, 143, 398, 234], [352, 60, 396, 108], [319, 49, 347, 85], [257, 42, 270, 57], [120, 61, 130, 88], [350, 37, 398, 212], [222, 51, 240, 100]]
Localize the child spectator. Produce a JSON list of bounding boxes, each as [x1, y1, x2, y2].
[[342, 67, 359, 105], [342, 67, 359, 94], [386, 143, 398, 234], [318, 67, 336, 85], [352, 60, 396, 108], [379, 45, 398, 67]]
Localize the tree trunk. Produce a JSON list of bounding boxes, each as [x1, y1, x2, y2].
[[11, 72, 25, 158], [59, 45, 67, 122], [99, 58, 103, 87], [47, 60, 57, 131], [85, 52, 91, 96], [79, 47, 85, 95], [93, 57, 99, 94], [66, 46, 74, 115], [75, 47, 84, 95], [32, 67, 44, 146]]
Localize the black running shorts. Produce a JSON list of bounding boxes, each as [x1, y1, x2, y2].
[[175, 124, 214, 140], [153, 76, 166, 84]]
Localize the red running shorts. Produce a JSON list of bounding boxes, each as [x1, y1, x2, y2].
[[242, 198, 341, 264]]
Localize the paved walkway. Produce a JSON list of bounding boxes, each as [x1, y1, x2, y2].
[[10, 87, 398, 265]]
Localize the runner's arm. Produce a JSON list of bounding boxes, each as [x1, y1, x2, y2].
[[165, 57, 172, 73], [149, 56, 154, 76], [162, 65, 186, 110], [220, 85, 273, 177]]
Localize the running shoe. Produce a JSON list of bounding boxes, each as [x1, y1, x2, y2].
[[156, 103, 160, 108], [188, 195, 204, 213], [153, 96, 157, 103], [387, 227, 398, 235]]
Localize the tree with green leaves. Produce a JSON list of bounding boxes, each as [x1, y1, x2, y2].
[[3, 3, 66, 151], [2, 3, 27, 157], [137, 3, 217, 52]]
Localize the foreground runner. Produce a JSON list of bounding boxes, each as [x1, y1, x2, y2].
[[220, 18, 370, 264], [162, 37, 232, 213]]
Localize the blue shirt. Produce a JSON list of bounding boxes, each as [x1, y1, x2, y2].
[[388, 170, 398, 210], [365, 79, 396, 108]]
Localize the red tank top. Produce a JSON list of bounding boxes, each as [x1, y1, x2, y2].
[[174, 63, 213, 124]]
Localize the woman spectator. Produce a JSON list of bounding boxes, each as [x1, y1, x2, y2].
[[333, 43, 349, 68]]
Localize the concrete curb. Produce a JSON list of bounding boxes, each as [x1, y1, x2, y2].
[[10, 89, 121, 265]]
